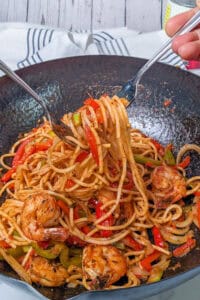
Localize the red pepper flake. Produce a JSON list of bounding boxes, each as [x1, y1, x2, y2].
[[163, 99, 172, 107]]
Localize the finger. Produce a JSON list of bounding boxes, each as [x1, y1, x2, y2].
[[165, 7, 199, 37], [197, 0, 200, 9], [178, 40, 200, 60], [172, 30, 200, 53]]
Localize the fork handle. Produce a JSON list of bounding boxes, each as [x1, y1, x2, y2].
[[0, 59, 51, 121], [133, 9, 200, 84]]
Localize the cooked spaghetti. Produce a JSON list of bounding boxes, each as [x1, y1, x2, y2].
[[0, 94, 200, 290]]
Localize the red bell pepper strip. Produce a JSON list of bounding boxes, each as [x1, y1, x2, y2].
[[173, 238, 196, 258], [177, 156, 191, 169], [84, 125, 99, 165], [95, 201, 113, 237], [0, 240, 11, 249], [75, 150, 89, 163], [1, 168, 16, 183], [12, 138, 32, 167], [84, 98, 99, 110], [195, 191, 200, 197], [123, 235, 143, 251], [84, 98, 103, 124], [140, 251, 161, 272], [152, 226, 164, 248], [34, 139, 53, 152], [57, 200, 70, 215]]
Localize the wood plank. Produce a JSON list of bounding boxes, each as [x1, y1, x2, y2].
[[27, 0, 60, 27], [0, 0, 28, 22], [92, 0, 126, 30], [126, 0, 162, 32], [58, 0, 93, 31]]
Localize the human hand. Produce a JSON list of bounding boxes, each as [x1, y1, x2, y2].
[[165, 1, 200, 60]]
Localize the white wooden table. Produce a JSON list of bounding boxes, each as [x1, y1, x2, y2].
[[0, 0, 168, 32]]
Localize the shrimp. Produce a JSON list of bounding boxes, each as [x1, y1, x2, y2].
[[82, 245, 127, 289], [21, 193, 68, 242], [28, 256, 68, 287], [151, 166, 187, 208]]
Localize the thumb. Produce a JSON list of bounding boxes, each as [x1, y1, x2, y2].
[[196, 0, 200, 9]]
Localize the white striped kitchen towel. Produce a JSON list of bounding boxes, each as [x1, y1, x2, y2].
[[0, 22, 191, 75]]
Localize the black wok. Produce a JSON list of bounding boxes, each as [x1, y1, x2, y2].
[[0, 55, 200, 300]]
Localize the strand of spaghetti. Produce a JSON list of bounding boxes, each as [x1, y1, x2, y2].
[[128, 253, 145, 265], [160, 228, 193, 245], [69, 207, 74, 228], [0, 211, 31, 241], [71, 226, 130, 245], [0, 221, 13, 244], [0, 180, 15, 197], [96, 212, 136, 231], [97, 97, 108, 129], [132, 222, 153, 229], [94, 158, 127, 225], [22, 246, 33, 267], [94, 99, 127, 225], [65, 135, 89, 149], [46, 190, 73, 206], [152, 244, 170, 255], [73, 177, 98, 187], [0, 153, 14, 169], [101, 96, 115, 124], [177, 144, 200, 164], [124, 250, 145, 257], [67, 114, 82, 139], [175, 211, 193, 228], [48, 154, 78, 174], [0, 248, 32, 284], [186, 183, 200, 195], [69, 145, 81, 166], [187, 176, 200, 184], [165, 225, 190, 235], [93, 172, 110, 185]]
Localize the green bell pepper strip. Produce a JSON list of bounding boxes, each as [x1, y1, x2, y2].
[[147, 267, 163, 283], [134, 155, 162, 166], [163, 148, 176, 166], [73, 112, 82, 126], [59, 247, 82, 268], [32, 243, 65, 259], [0, 246, 25, 260]]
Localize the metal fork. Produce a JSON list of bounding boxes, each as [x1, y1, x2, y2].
[[0, 59, 74, 142], [118, 9, 200, 102]]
